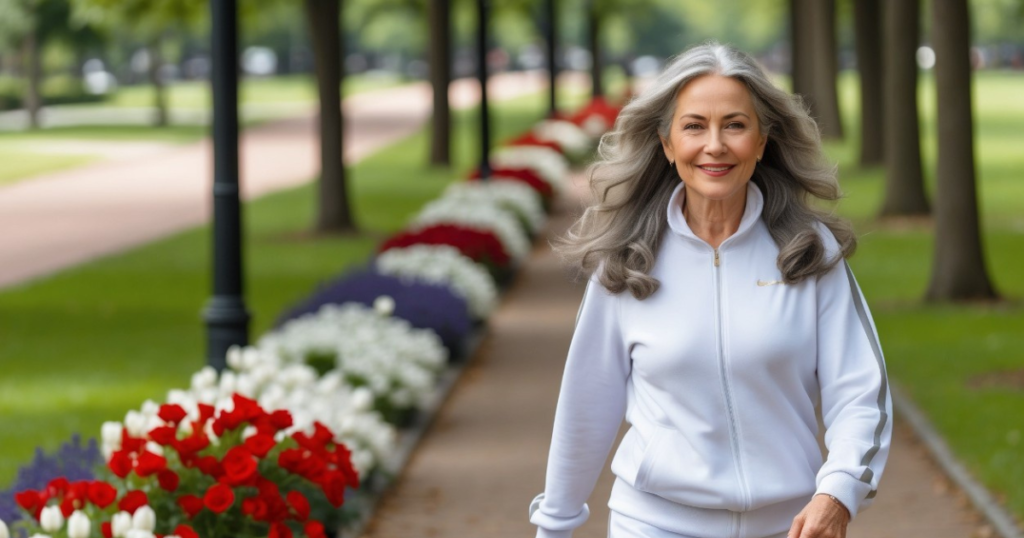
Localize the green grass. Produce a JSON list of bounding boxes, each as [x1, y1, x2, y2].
[[0, 90, 553, 488], [0, 150, 98, 186], [825, 70, 1024, 520]]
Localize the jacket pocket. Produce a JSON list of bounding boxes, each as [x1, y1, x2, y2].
[[631, 425, 743, 510]]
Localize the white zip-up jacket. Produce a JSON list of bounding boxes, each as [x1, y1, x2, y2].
[[530, 182, 891, 538]]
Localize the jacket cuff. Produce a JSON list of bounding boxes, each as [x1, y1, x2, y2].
[[529, 493, 589, 538], [816, 472, 870, 519]]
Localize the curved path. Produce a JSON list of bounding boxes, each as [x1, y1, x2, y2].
[[0, 71, 555, 290], [359, 179, 986, 538]]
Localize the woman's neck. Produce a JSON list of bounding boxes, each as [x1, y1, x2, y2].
[[682, 188, 747, 249]]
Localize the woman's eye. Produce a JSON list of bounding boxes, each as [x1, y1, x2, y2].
[[726, 122, 745, 129], [683, 123, 702, 130]]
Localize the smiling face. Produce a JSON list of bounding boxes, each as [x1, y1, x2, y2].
[[660, 74, 768, 208]]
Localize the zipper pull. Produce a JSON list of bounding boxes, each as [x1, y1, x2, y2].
[[714, 249, 720, 267]]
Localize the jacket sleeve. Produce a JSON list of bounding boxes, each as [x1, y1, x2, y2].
[[814, 253, 893, 518], [529, 276, 631, 538]]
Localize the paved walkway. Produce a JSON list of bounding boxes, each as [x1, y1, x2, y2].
[[0, 70, 557, 290], [359, 177, 987, 538]]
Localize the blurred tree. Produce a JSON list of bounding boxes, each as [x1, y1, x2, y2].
[[305, 0, 355, 233], [790, 0, 842, 139], [925, 0, 997, 301], [0, 0, 100, 128], [879, 0, 929, 217], [428, 0, 451, 166], [71, 0, 205, 126], [853, 0, 883, 166]]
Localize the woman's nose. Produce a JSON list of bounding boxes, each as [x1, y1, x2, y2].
[[704, 132, 726, 155]]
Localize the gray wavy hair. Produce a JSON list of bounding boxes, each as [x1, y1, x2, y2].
[[554, 41, 856, 300]]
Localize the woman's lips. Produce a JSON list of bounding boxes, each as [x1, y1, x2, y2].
[[697, 164, 736, 177]]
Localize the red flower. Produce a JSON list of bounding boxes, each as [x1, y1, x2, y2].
[[197, 455, 224, 479], [59, 496, 76, 517], [14, 489, 46, 519], [568, 96, 620, 127], [177, 494, 204, 518], [157, 470, 180, 492], [286, 491, 310, 521], [88, 481, 117, 508], [380, 224, 511, 268], [203, 483, 235, 513], [469, 168, 554, 199], [101, 522, 113, 538], [304, 521, 327, 538], [177, 430, 210, 456], [117, 490, 149, 514], [46, 477, 69, 498], [108, 450, 133, 478], [319, 471, 347, 508], [134, 451, 168, 477], [268, 410, 293, 431], [120, 429, 146, 454], [241, 497, 269, 521], [158, 404, 188, 425], [244, 433, 277, 458], [508, 132, 563, 154], [277, 448, 303, 474], [174, 524, 199, 538], [148, 425, 178, 446], [222, 446, 258, 485], [269, 522, 293, 538]]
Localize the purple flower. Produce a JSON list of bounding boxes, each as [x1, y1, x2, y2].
[[277, 269, 474, 357], [0, 434, 101, 529]]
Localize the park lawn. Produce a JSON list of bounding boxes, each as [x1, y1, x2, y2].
[[0, 150, 98, 186], [0, 89, 553, 488], [0, 74, 407, 185], [827, 71, 1024, 519]]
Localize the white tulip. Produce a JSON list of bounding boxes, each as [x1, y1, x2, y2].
[[226, 345, 244, 370], [0, 518, 9, 538], [111, 511, 132, 538], [101, 421, 123, 448], [123, 410, 147, 438], [28, 534, 51, 538], [144, 442, 164, 457], [131, 506, 155, 532], [67, 511, 90, 538], [373, 295, 396, 316], [125, 530, 155, 538], [40, 506, 63, 533], [140, 399, 159, 417], [191, 366, 217, 390]]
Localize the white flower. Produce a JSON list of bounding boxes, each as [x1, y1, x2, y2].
[[131, 506, 155, 532], [27, 534, 51, 538], [123, 410, 146, 438], [412, 197, 531, 261], [441, 181, 546, 235], [491, 145, 568, 192], [67, 511, 90, 538], [373, 295, 396, 316], [533, 119, 594, 156], [190, 366, 217, 390], [125, 531, 155, 538], [375, 245, 498, 318], [101, 421, 123, 459], [140, 400, 159, 417], [0, 519, 9, 538], [111, 512, 132, 538], [582, 114, 611, 138], [39, 506, 63, 533]]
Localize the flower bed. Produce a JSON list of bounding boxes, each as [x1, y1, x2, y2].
[[1, 101, 617, 538]]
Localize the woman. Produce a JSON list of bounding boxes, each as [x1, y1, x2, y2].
[[528, 43, 892, 538]]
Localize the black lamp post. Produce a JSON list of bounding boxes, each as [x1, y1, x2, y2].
[[546, 0, 558, 117], [203, 0, 250, 371], [477, 0, 491, 179]]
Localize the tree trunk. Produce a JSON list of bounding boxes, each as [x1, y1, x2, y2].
[[853, 0, 884, 166], [149, 36, 168, 127], [305, 0, 356, 233], [880, 0, 930, 216], [23, 31, 41, 129], [545, 0, 558, 116], [588, 5, 602, 98], [428, 0, 451, 166], [790, 0, 813, 98], [808, 0, 843, 139], [925, 0, 997, 301]]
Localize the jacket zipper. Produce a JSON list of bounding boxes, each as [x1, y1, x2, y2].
[[713, 248, 750, 516]]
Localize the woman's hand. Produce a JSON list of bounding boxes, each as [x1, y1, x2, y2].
[[788, 494, 850, 538]]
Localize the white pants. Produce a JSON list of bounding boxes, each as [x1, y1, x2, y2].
[[608, 510, 789, 538]]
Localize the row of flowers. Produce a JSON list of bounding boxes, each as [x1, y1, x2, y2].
[[0, 97, 621, 538]]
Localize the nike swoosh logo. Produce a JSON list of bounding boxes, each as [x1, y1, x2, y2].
[[757, 279, 785, 287]]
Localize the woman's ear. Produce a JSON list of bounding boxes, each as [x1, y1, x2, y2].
[[659, 134, 673, 163]]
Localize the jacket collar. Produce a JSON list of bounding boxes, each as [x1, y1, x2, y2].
[[665, 181, 764, 248]]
